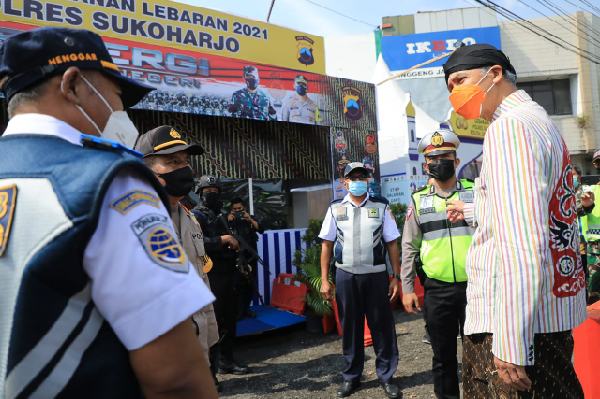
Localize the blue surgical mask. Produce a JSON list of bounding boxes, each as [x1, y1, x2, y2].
[[573, 176, 580, 189], [348, 181, 368, 196]]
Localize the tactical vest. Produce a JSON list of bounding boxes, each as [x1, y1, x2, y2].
[[0, 135, 167, 398], [582, 185, 600, 242], [411, 179, 474, 283], [331, 196, 388, 274]]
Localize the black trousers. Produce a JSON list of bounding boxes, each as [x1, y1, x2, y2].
[[424, 278, 467, 399], [335, 269, 398, 383], [208, 270, 238, 365]]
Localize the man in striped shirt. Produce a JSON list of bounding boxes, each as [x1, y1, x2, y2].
[[444, 44, 586, 398]]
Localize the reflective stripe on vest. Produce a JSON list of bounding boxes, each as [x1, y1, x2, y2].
[[412, 180, 474, 283]]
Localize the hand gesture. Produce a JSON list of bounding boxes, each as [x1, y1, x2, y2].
[[446, 199, 465, 223], [401, 293, 421, 313], [320, 280, 332, 301], [493, 356, 532, 392], [582, 191, 595, 208]]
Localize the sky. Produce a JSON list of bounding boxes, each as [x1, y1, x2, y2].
[[172, 0, 586, 37]]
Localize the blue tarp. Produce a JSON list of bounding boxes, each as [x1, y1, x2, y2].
[[236, 305, 306, 336]]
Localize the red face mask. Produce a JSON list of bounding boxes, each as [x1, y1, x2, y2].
[[448, 68, 495, 120]]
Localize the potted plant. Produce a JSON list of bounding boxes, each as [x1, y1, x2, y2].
[[294, 219, 335, 333]]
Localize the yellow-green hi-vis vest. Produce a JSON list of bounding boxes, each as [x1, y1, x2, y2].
[[582, 185, 600, 242], [411, 179, 475, 283]]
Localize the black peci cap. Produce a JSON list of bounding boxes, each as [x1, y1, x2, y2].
[[0, 27, 154, 108], [135, 125, 204, 157], [442, 43, 516, 84]]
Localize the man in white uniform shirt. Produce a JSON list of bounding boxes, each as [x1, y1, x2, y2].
[[0, 27, 217, 398]]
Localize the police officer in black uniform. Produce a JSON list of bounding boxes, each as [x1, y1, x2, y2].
[[193, 176, 249, 377]]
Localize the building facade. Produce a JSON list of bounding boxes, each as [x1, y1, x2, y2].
[[382, 7, 600, 173]]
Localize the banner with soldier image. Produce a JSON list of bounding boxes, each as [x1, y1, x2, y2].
[[0, 18, 376, 128]]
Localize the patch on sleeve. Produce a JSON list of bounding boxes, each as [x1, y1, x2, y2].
[[0, 184, 18, 257], [111, 191, 160, 214], [131, 213, 189, 273]]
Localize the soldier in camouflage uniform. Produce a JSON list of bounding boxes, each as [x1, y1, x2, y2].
[[229, 65, 277, 121], [281, 75, 318, 124]]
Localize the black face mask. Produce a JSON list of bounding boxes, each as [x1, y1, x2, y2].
[[427, 159, 456, 182], [203, 191, 223, 211], [245, 78, 258, 90], [158, 166, 195, 197]]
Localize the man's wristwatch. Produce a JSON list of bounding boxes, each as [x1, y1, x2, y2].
[[393, 273, 401, 281]]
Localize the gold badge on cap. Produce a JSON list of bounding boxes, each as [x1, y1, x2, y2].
[[169, 129, 181, 139], [431, 132, 444, 147], [0, 184, 18, 257]]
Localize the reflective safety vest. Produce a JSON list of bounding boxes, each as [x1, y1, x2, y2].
[[331, 196, 388, 274], [582, 184, 600, 242], [411, 179, 474, 283]]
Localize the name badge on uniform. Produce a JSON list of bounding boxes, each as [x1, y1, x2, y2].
[[419, 195, 435, 215], [367, 208, 380, 218], [336, 207, 349, 221], [0, 184, 17, 257], [459, 191, 474, 203]]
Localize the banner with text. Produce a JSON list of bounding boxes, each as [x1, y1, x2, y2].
[[0, 0, 325, 73], [0, 17, 376, 129]]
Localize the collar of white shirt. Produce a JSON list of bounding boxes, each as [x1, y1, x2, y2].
[[3, 113, 84, 146], [341, 193, 370, 208]]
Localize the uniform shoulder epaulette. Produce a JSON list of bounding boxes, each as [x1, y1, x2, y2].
[[330, 198, 343, 205], [81, 134, 142, 158], [369, 195, 389, 205]]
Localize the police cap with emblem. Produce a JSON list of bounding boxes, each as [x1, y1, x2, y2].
[[343, 162, 371, 178], [135, 125, 204, 157], [0, 27, 154, 108], [418, 129, 460, 157]]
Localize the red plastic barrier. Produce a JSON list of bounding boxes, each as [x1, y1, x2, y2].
[[331, 298, 373, 347], [574, 301, 600, 399], [364, 319, 373, 347], [270, 273, 308, 315], [322, 313, 336, 334], [331, 298, 343, 336]]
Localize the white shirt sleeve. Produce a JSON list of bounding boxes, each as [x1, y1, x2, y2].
[[318, 206, 337, 242], [383, 206, 401, 243], [83, 170, 215, 350]]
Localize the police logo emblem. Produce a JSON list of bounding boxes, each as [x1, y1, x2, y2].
[[342, 86, 363, 121], [295, 35, 315, 65], [169, 129, 181, 139], [132, 214, 188, 273], [431, 132, 444, 147], [0, 184, 17, 257], [367, 208, 380, 218]]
